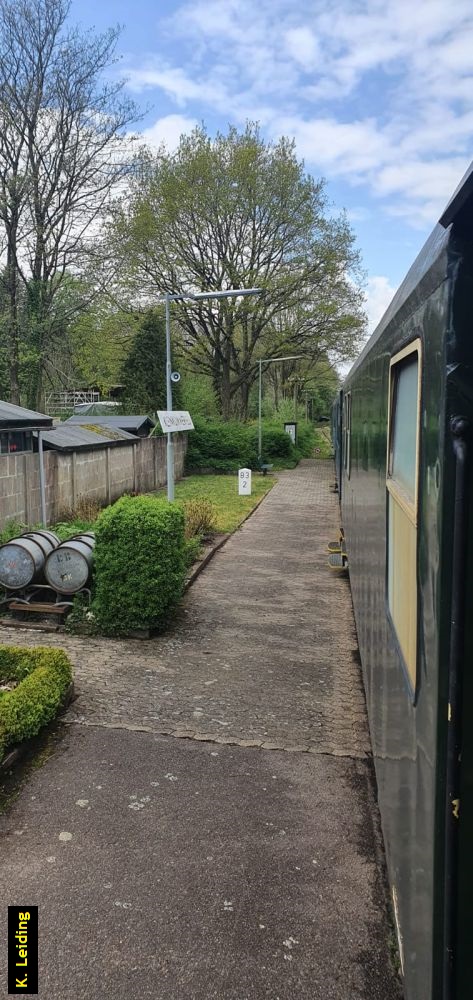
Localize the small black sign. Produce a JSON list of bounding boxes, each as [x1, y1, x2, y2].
[[8, 907, 38, 994]]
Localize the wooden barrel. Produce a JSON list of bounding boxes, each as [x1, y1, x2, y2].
[[0, 530, 60, 590], [44, 533, 95, 594]]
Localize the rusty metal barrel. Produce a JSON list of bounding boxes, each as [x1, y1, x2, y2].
[[0, 530, 61, 590], [44, 533, 95, 594]]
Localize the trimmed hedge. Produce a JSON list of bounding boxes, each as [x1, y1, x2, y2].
[[0, 646, 73, 761], [186, 419, 259, 472], [185, 418, 320, 472], [251, 423, 293, 459], [92, 495, 186, 635]]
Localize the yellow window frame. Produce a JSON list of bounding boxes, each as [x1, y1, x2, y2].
[[386, 338, 422, 690], [344, 391, 352, 477]]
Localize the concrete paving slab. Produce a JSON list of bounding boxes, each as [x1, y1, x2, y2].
[[0, 725, 401, 1000]]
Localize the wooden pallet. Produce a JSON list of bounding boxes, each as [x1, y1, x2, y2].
[[8, 601, 69, 616]]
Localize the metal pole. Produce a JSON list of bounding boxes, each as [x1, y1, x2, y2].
[[159, 288, 262, 498], [38, 430, 47, 526], [165, 293, 174, 501], [294, 380, 298, 421], [258, 360, 262, 464]]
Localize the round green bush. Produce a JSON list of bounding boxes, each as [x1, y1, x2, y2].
[[92, 495, 186, 635]]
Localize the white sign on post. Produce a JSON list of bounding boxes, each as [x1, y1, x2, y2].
[[284, 421, 297, 445], [157, 410, 194, 433], [238, 468, 252, 495]]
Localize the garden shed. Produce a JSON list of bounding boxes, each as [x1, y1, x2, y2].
[[0, 400, 53, 455]]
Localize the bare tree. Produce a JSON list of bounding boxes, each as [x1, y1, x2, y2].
[[0, 0, 138, 406]]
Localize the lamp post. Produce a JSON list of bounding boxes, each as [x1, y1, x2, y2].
[[257, 355, 304, 464], [159, 287, 262, 500]]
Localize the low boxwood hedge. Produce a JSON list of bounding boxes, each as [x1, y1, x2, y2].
[[0, 646, 73, 762], [92, 494, 186, 635]]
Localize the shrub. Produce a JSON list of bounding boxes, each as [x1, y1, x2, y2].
[[57, 496, 101, 524], [184, 417, 319, 471], [249, 423, 294, 460], [182, 498, 218, 540], [0, 646, 73, 760], [53, 496, 101, 540], [185, 419, 258, 473], [294, 422, 317, 458], [53, 519, 96, 541], [0, 520, 27, 544], [92, 495, 186, 635], [184, 536, 203, 568]]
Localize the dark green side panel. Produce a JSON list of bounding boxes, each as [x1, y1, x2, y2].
[[340, 227, 473, 1000]]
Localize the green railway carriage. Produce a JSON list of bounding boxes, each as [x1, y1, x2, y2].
[[335, 163, 473, 1000]]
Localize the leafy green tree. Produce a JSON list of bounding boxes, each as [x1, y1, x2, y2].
[[180, 371, 219, 420], [119, 308, 181, 415], [68, 303, 137, 396], [110, 123, 365, 419]]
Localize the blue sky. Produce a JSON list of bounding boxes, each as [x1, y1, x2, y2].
[[73, 0, 473, 334]]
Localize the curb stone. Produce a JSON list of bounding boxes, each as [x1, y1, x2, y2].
[[68, 718, 371, 759]]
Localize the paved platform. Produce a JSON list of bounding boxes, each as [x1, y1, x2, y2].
[[0, 461, 402, 999]]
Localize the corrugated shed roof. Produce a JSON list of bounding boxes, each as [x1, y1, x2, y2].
[[65, 414, 155, 432], [0, 400, 53, 427], [35, 424, 138, 451]]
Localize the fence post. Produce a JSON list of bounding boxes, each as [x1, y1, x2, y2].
[[71, 451, 77, 508], [105, 448, 111, 504]]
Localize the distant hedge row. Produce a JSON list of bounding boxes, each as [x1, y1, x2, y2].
[[185, 418, 316, 472]]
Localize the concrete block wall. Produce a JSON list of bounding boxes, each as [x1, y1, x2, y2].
[[108, 445, 135, 501], [135, 437, 157, 493], [0, 432, 188, 529], [0, 454, 29, 523]]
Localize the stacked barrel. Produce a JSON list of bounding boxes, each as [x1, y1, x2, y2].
[[44, 533, 95, 594], [0, 530, 95, 594], [0, 530, 60, 590]]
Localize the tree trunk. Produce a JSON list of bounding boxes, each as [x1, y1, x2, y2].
[[221, 339, 232, 421], [6, 248, 20, 403], [8, 321, 21, 403], [240, 379, 250, 422]]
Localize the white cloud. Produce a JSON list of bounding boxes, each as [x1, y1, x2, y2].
[[124, 0, 473, 228], [269, 115, 394, 176], [364, 275, 398, 335], [141, 114, 198, 151], [284, 27, 321, 69], [126, 65, 222, 107]]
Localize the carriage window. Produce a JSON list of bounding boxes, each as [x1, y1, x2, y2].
[[389, 358, 418, 501], [343, 391, 352, 477], [387, 341, 421, 690]]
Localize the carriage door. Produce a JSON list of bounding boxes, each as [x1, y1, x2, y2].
[[386, 340, 421, 690]]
